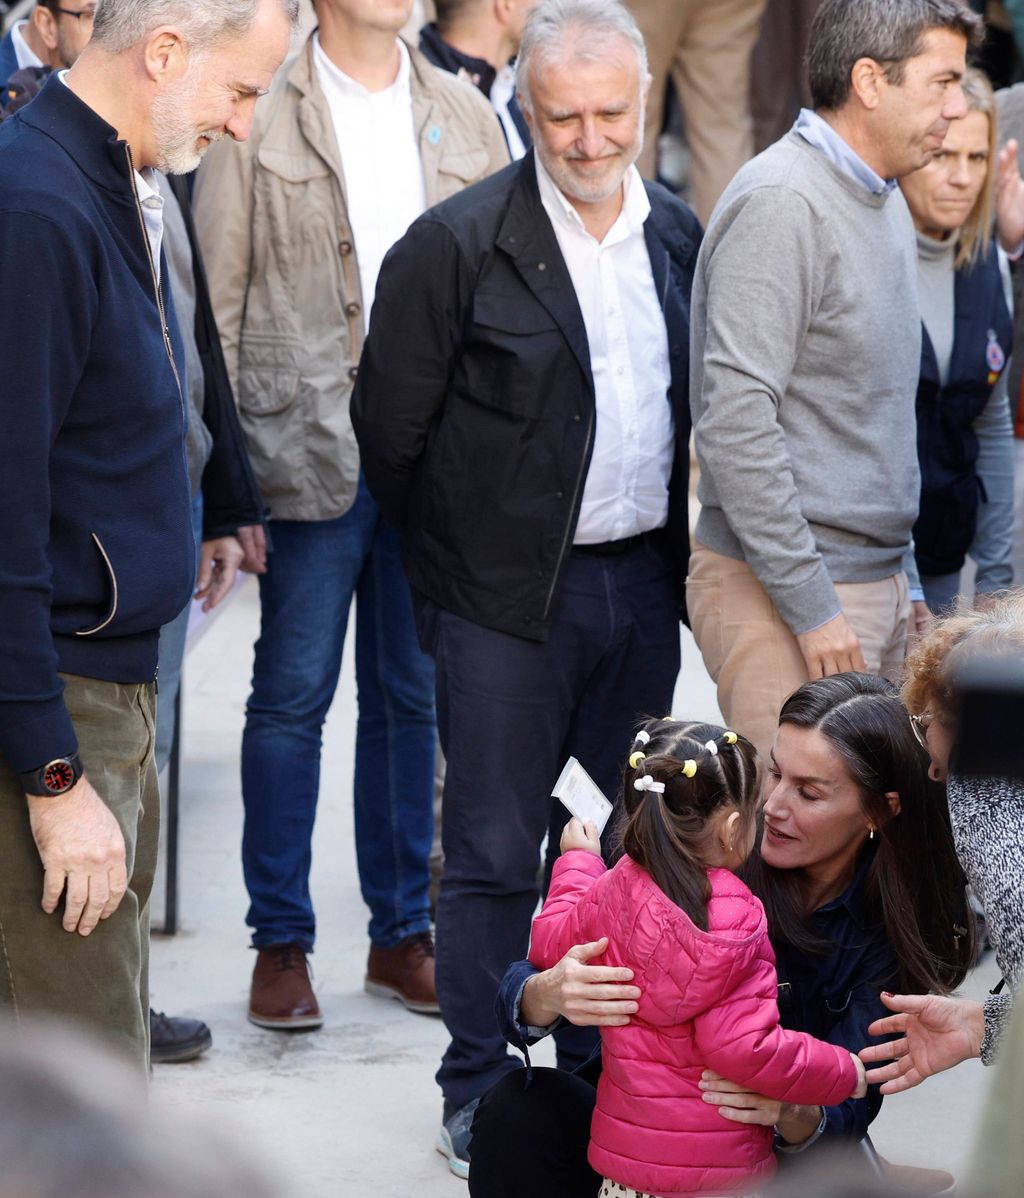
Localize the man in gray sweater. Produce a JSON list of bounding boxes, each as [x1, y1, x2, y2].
[[688, 0, 982, 754]]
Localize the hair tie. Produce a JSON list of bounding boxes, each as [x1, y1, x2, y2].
[[633, 731, 650, 747], [704, 740, 719, 756], [628, 751, 646, 769], [681, 760, 698, 778], [633, 774, 665, 794], [722, 731, 738, 745]]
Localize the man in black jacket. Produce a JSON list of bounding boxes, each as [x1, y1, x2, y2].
[[0, 0, 294, 1072], [353, 0, 700, 1173]]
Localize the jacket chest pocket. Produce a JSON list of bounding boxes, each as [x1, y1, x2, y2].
[[435, 148, 492, 199], [467, 292, 568, 420], [256, 146, 337, 250]]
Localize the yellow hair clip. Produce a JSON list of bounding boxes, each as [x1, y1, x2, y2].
[[628, 751, 646, 769], [681, 760, 698, 778], [723, 731, 738, 745]]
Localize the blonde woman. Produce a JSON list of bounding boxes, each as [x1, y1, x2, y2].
[[900, 68, 1018, 616]]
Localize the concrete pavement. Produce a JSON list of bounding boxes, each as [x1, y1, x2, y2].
[[150, 580, 1000, 1196]]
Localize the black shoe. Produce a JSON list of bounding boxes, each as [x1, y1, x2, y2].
[[150, 1009, 213, 1064]]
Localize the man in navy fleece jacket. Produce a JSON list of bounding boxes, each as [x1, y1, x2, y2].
[[0, 0, 293, 1070]]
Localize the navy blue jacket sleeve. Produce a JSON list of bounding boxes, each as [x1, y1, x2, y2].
[[0, 209, 93, 772], [496, 958, 565, 1053]]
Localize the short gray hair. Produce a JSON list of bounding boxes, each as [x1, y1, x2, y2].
[[808, 0, 984, 111], [92, 0, 301, 55], [515, 0, 648, 112]]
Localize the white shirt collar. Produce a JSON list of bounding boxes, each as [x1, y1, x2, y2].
[[534, 152, 650, 245], [11, 20, 45, 72], [313, 34, 412, 103]]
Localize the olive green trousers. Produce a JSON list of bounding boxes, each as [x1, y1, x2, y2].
[[0, 674, 159, 1074]]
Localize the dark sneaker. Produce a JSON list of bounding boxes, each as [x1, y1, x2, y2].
[[436, 1097, 480, 1180], [248, 943, 323, 1030], [149, 1009, 213, 1064], [365, 931, 440, 1015]]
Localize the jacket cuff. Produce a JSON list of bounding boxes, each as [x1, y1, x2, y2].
[[769, 560, 841, 636], [0, 697, 79, 775], [982, 993, 1013, 1065]]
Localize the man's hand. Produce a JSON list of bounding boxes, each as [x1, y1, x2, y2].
[[26, 776, 128, 936], [559, 816, 601, 856], [520, 938, 640, 1028], [996, 139, 1024, 253], [906, 600, 933, 656], [859, 993, 985, 1094], [195, 535, 245, 611], [796, 611, 867, 679], [237, 523, 268, 575], [698, 1071, 824, 1143]]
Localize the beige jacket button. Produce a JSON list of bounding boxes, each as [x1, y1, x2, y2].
[[345, 301, 361, 317]]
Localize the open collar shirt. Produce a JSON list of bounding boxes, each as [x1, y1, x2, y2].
[[313, 36, 427, 333], [535, 155, 673, 545]]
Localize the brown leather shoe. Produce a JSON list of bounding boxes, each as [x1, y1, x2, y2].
[[248, 944, 323, 1030], [365, 932, 440, 1015]]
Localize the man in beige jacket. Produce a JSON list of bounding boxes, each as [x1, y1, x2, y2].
[[194, 0, 507, 1032]]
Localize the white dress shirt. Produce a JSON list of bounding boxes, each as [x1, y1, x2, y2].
[[11, 21, 44, 72], [535, 156, 673, 545], [314, 37, 427, 332], [490, 65, 527, 161]]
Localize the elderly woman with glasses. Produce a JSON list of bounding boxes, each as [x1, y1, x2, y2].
[[862, 591, 1024, 1093]]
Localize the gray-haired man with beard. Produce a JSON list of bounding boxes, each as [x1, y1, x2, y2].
[[353, 0, 700, 1173], [0, 0, 295, 1072]]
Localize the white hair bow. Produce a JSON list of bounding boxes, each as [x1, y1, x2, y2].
[[633, 774, 665, 794]]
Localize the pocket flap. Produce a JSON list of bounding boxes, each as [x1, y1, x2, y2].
[[473, 291, 560, 336], [438, 147, 490, 183], [257, 145, 331, 183], [238, 368, 300, 415]]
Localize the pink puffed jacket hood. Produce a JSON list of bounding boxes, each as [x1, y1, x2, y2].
[[529, 851, 858, 1197]]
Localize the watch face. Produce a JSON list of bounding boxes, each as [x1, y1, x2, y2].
[[42, 759, 76, 794]]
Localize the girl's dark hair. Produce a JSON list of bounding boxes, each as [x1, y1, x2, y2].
[[743, 673, 972, 994], [616, 719, 760, 931]]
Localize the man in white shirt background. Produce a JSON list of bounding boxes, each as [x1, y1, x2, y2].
[[0, 1, 93, 88], [351, 0, 701, 1176], [194, 0, 507, 1036], [419, 0, 539, 159]]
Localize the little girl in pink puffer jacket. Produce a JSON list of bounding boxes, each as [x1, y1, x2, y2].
[[529, 719, 867, 1198]]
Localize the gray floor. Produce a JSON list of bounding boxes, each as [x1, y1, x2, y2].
[[150, 580, 1000, 1196]]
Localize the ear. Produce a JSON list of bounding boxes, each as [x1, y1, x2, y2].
[[849, 56, 885, 112], [720, 809, 742, 852], [884, 790, 902, 818], [32, 5, 59, 53], [142, 26, 189, 86]]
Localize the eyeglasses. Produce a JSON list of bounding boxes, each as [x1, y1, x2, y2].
[[55, 6, 96, 22], [909, 712, 932, 752]]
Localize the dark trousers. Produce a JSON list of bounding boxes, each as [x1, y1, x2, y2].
[[469, 1066, 599, 1198], [418, 540, 681, 1108]]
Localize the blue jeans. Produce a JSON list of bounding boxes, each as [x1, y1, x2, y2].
[[241, 477, 436, 951], [417, 538, 681, 1108]]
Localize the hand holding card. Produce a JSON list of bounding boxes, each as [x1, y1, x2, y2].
[[553, 757, 613, 837]]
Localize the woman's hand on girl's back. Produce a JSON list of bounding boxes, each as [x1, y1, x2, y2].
[[520, 939, 641, 1028], [560, 817, 602, 855]]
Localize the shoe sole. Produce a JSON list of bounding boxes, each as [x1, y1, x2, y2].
[[364, 978, 441, 1016], [247, 1011, 324, 1031], [435, 1127, 469, 1180], [151, 1030, 214, 1064]]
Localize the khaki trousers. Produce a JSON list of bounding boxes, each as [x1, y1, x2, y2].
[[0, 674, 158, 1074], [628, 0, 769, 224], [686, 544, 911, 757]]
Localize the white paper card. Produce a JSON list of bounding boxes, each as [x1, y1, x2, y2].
[[552, 757, 613, 836]]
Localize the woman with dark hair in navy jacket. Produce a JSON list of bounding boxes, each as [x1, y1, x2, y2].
[[902, 68, 1016, 616]]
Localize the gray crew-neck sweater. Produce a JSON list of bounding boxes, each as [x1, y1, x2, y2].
[[916, 230, 957, 387], [690, 130, 920, 635]]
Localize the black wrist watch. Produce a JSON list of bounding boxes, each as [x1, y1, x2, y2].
[[19, 753, 84, 797]]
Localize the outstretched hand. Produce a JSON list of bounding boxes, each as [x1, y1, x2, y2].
[[859, 993, 985, 1094]]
